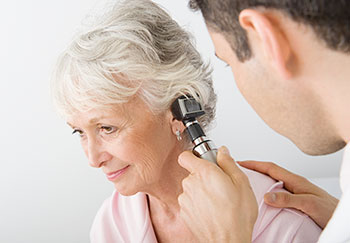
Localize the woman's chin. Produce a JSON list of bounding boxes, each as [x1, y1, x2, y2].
[[114, 184, 138, 196]]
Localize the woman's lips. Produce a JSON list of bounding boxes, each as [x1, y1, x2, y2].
[[106, 165, 130, 181]]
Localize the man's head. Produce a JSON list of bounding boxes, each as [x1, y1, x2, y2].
[[190, 0, 350, 62], [190, 0, 350, 155]]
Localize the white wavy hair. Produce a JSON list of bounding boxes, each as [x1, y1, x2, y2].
[[52, 0, 216, 130]]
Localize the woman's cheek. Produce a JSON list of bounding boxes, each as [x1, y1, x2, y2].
[[135, 159, 159, 184]]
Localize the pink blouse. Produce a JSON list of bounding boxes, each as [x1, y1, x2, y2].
[[90, 167, 321, 242]]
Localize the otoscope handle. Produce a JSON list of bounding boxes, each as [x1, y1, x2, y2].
[[199, 149, 218, 164], [193, 140, 218, 164]]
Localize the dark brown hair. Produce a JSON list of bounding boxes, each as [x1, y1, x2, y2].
[[189, 0, 350, 61]]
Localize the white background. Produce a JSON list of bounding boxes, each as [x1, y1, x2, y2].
[[0, 0, 343, 242]]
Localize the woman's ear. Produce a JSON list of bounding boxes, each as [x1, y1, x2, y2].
[[167, 110, 186, 136], [239, 9, 293, 79]]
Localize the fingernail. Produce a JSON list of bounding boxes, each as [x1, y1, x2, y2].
[[265, 193, 276, 203], [220, 146, 230, 155]]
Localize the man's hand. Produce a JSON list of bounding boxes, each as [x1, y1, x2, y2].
[[238, 160, 339, 229], [178, 147, 258, 243]]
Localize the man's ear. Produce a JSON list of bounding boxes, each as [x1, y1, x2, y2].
[[239, 9, 293, 79]]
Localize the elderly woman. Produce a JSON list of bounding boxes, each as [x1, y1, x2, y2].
[[52, 0, 322, 242]]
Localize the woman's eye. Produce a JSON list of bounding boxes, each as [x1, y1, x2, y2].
[[72, 129, 84, 137], [100, 126, 117, 134]]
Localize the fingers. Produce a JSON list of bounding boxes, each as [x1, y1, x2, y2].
[[217, 146, 247, 183], [264, 191, 338, 229], [239, 161, 338, 230], [178, 151, 214, 174], [238, 161, 293, 180], [238, 161, 307, 193], [264, 192, 313, 213], [179, 146, 249, 185]]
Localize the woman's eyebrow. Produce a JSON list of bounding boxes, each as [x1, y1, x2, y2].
[[89, 115, 121, 125], [89, 117, 105, 125]]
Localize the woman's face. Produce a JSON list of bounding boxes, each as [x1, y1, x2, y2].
[[66, 99, 181, 196]]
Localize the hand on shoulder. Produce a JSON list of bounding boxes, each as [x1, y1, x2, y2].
[[238, 160, 339, 229]]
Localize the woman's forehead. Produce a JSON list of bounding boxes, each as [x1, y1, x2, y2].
[[66, 101, 159, 127], [66, 105, 125, 126]]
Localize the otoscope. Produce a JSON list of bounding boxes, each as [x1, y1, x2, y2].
[[171, 95, 218, 164]]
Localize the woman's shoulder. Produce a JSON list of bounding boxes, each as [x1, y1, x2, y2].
[[90, 191, 157, 243], [240, 166, 322, 242], [90, 191, 122, 242], [90, 190, 148, 231], [239, 165, 280, 203]]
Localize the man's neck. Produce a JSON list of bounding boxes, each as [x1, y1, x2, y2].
[[308, 48, 350, 143]]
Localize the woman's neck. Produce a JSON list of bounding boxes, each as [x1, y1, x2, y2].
[[143, 147, 189, 219], [140, 146, 199, 242]]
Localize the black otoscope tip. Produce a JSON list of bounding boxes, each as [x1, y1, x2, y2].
[[170, 95, 205, 122]]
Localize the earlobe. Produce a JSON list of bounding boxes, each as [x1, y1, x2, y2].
[[239, 9, 293, 79], [171, 118, 186, 137], [167, 111, 186, 136]]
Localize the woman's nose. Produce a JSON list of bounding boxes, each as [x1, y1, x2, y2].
[[84, 138, 112, 168]]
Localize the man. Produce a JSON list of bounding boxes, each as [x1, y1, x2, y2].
[[177, 0, 350, 242]]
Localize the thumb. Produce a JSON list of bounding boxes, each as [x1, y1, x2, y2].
[[217, 146, 245, 181], [264, 192, 306, 212], [178, 150, 211, 174]]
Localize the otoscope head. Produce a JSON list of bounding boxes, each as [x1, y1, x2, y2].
[[170, 95, 205, 122], [171, 95, 206, 142]]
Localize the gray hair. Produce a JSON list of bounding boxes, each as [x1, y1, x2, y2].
[[52, 0, 216, 130]]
